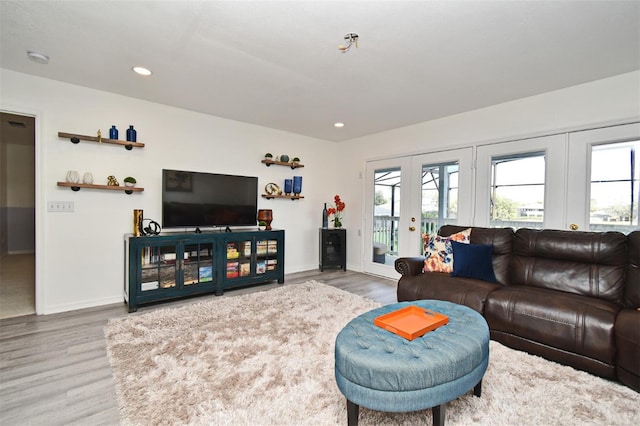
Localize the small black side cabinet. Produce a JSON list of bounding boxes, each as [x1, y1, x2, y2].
[[319, 228, 346, 271]]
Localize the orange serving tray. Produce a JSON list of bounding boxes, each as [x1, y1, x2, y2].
[[374, 306, 449, 340]]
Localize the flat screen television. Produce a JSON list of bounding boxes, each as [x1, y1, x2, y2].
[[162, 169, 258, 229]]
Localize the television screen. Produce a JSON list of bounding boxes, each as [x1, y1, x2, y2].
[[162, 169, 258, 229]]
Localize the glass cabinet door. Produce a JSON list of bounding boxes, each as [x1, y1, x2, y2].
[[140, 244, 179, 291], [183, 242, 216, 287], [257, 239, 279, 275], [226, 239, 252, 279]]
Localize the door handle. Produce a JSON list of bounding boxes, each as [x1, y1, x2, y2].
[[409, 226, 416, 231], [569, 224, 579, 230]]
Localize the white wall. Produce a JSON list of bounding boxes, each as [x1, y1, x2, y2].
[[1, 69, 337, 314], [338, 71, 640, 274], [2, 68, 638, 313]]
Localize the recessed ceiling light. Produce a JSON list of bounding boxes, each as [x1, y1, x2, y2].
[[334, 122, 345, 128], [132, 66, 152, 76], [27, 51, 49, 64]]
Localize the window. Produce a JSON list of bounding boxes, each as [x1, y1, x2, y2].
[[490, 152, 546, 229], [589, 141, 639, 233], [476, 134, 565, 229], [373, 168, 401, 255], [421, 162, 459, 235]]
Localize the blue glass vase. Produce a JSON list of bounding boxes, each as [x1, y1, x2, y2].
[[293, 176, 302, 195], [109, 125, 118, 140], [284, 179, 292, 195], [126, 125, 137, 142]]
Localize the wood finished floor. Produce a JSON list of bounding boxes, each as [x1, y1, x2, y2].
[[0, 269, 398, 425], [0, 254, 36, 319]]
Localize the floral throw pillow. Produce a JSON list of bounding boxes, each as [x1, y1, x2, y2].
[[423, 228, 472, 273]]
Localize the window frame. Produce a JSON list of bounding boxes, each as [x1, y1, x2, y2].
[[475, 134, 568, 229], [567, 122, 640, 233]]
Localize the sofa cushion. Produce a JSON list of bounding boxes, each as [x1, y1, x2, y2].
[[510, 228, 627, 304], [451, 241, 498, 283], [423, 228, 471, 273], [397, 272, 500, 313], [440, 225, 514, 285], [485, 285, 619, 367]]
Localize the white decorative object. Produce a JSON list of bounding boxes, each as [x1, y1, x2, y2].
[[66, 170, 80, 183], [82, 172, 93, 184]]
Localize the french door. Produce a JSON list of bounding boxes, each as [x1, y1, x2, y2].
[[363, 148, 473, 278]]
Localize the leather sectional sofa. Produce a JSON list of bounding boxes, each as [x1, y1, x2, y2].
[[395, 225, 640, 392]]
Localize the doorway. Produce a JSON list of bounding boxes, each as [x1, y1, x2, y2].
[[0, 112, 36, 318], [363, 148, 473, 279]]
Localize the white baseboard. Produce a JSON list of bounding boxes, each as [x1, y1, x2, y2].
[[42, 295, 124, 315], [7, 250, 35, 255]]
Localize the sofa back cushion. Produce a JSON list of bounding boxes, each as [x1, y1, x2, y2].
[[625, 231, 640, 308], [440, 225, 514, 285], [511, 228, 627, 304]]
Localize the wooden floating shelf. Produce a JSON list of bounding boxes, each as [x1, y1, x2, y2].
[[261, 159, 304, 169], [261, 194, 304, 200], [57, 182, 144, 194], [58, 132, 145, 150]]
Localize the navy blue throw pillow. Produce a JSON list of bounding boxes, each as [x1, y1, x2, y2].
[[451, 241, 498, 283]]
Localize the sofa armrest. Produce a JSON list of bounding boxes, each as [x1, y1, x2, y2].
[[395, 257, 424, 276]]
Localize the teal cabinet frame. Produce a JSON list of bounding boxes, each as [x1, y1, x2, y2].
[[125, 229, 284, 312]]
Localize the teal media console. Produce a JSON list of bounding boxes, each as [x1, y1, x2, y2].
[[124, 229, 284, 312]]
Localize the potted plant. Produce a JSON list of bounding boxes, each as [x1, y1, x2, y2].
[[292, 156, 301, 165], [123, 176, 137, 187], [258, 220, 267, 230], [326, 194, 346, 228], [264, 152, 273, 160]]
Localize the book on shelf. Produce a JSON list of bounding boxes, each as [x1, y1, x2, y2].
[[141, 281, 159, 291], [257, 240, 267, 255], [141, 247, 160, 265], [239, 262, 250, 277], [267, 240, 278, 254], [256, 261, 266, 274], [227, 261, 239, 278], [199, 266, 213, 282], [242, 241, 252, 256], [267, 259, 277, 271]]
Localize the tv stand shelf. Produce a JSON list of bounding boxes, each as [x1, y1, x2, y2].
[[125, 229, 285, 312], [261, 194, 304, 200], [58, 131, 145, 150], [261, 159, 304, 169], [57, 181, 143, 194]]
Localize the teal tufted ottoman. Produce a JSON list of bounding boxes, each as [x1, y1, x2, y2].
[[335, 300, 489, 426]]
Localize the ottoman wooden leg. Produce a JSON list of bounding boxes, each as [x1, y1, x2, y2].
[[432, 403, 445, 426], [347, 399, 359, 426], [474, 379, 482, 397]]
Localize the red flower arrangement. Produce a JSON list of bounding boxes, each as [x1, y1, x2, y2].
[[326, 194, 346, 228]]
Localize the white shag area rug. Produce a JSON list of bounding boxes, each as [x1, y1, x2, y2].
[[105, 281, 640, 425]]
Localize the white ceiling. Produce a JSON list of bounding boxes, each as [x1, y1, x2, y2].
[[1, 1, 639, 142]]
